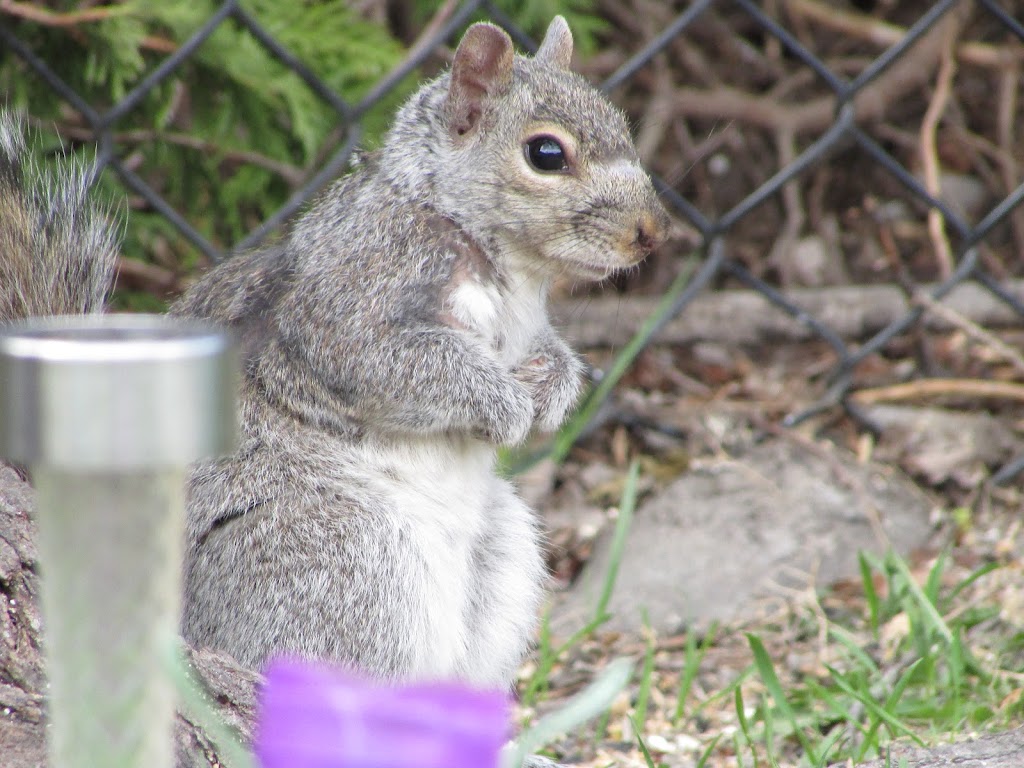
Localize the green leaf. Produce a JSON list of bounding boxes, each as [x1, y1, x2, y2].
[[593, 458, 640, 622], [505, 657, 635, 768], [695, 733, 723, 768], [860, 551, 881, 638], [825, 663, 925, 749], [634, 721, 660, 768], [634, 614, 657, 730], [946, 561, 1001, 606], [522, 459, 642, 704], [889, 554, 953, 645], [734, 685, 761, 768], [674, 623, 716, 723], [747, 633, 819, 765], [856, 658, 924, 761]]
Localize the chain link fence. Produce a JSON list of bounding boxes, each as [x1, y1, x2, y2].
[[3, 0, 1024, 480]]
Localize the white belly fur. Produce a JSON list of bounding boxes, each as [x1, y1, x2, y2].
[[346, 434, 543, 685], [449, 266, 549, 367]]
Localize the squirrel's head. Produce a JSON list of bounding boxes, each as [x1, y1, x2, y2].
[[386, 17, 671, 281]]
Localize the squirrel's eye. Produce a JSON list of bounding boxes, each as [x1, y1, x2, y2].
[[525, 136, 568, 172]]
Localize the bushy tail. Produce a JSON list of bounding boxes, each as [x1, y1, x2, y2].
[[0, 111, 118, 324]]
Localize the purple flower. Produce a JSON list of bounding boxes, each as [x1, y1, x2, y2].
[[256, 659, 510, 768]]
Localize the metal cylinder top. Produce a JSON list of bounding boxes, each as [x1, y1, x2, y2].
[[0, 314, 238, 469]]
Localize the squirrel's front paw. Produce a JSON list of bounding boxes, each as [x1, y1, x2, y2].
[[514, 349, 584, 433], [478, 380, 535, 446]]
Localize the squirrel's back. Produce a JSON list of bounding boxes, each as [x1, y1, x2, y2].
[[0, 111, 118, 325]]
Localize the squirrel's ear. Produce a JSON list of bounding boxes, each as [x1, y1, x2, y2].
[[446, 23, 514, 138], [534, 16, 573, 70]]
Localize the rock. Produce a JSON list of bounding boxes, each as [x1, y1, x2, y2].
[[552, 438, 933, 635], [865, 405, 1019, 488], [845, 724, 1024, 768], [777, 233, 850, 288]]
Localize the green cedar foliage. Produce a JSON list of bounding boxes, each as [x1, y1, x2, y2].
[[2, 0, 407, 275], [0, 0, 602, 291]]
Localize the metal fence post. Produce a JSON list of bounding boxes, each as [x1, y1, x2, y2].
[[0, 314, 237, 768]]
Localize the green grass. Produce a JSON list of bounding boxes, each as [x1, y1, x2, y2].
[[674, 623, 717, 723], [507, 658, 635, 768], [518, 507, 1023, 766], [633, 612, 658, 731], [720, 550, 1018, 765]]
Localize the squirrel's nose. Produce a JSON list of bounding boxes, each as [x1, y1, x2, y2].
[[635, 208, 669, 254]]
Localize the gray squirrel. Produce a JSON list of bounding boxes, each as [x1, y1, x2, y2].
[[1, 16, 668, 693]]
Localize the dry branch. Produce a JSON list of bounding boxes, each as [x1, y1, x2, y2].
[[851, 379, 1024, 406], [920, 21, 959, 279], [554, 278, 1024, 349], [784, 0, 1024, 69]]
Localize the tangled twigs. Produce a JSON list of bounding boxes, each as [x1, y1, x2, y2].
[[767, 127, 807, 283], [784, 0, 1024, 69], [663, 1, 976, 136], [850, 378, 1024, 406], [920, 21, 960, 280], [913, 290, 1024, 377], [996, 63, 1024, 260], [633, 12, 676, 166]]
